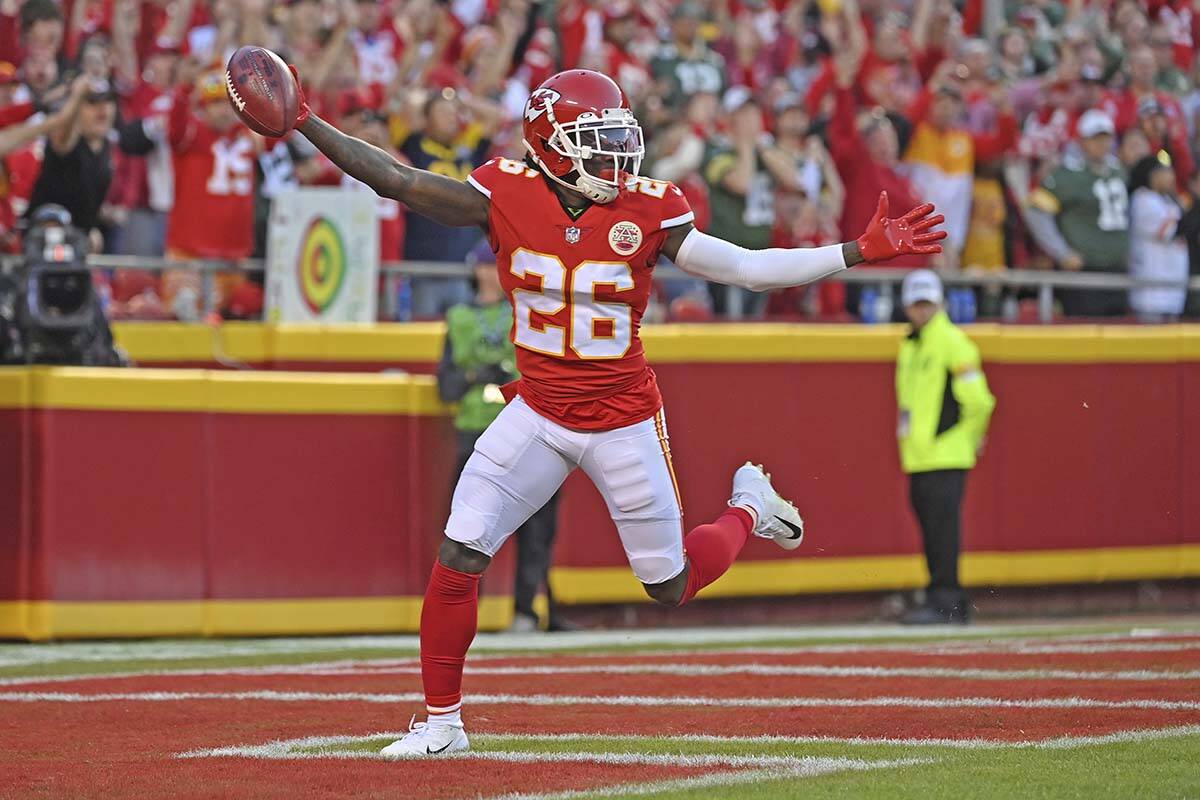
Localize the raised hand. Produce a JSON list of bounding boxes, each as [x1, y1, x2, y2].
[[288, 64, 312, 129], [855, 192, 946, 263]]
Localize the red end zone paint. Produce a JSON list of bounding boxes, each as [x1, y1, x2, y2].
[[467, 645, 1200, 673], [12, 669, 1200, 704]]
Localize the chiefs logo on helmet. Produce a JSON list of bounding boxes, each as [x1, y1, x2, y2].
[[524, 88, 561, 123], [522, 70, 644, 205]]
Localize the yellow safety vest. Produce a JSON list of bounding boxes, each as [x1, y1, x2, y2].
[[895, 311, 996, 473]]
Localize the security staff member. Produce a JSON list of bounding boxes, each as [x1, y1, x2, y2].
[[436, 258, 566, 632], [895, 270, 996, 624]]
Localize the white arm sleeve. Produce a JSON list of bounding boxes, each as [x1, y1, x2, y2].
[[672, 228, 848, 292]]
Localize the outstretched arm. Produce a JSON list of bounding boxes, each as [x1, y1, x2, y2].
[[289, 66, 488, 230], [662, 192, 945, 291], [298, 115, 489, 229]]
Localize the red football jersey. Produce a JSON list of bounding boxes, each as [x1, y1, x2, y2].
[[166, 93, 255, 259], [467, 157, 694, 431]]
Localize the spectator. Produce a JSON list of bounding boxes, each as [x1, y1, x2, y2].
[[27, 76, 112, 241], [1134, 96, 1194, 191], [1112, 44, 1185, 134], [18, 0, 63, 63], [903, 69, 1018, 270], [1149, 23, 1189, 95], [1026, 109, 1129, 317], [767, 99, 845, 316], [1118, 127, 1152, 170], [1127, 152, 1189, 321], [348, 0, 405, 86], [400, 88, 491, 317], [649, 2, 725, 113], [164, 69, 256, 318], [701, 92, 803, 316], [826, 43, 925, 271]]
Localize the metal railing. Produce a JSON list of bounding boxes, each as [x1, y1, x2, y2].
[[24, 254, 1200, 323]]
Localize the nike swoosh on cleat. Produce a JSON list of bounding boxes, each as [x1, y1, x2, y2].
[[427, 741, 455, 754], [774, 515, 804, 539]]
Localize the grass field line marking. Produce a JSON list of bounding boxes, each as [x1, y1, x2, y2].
[[617, 641, 1200, 658], [8, 689, 1200, 711], [7, 661, 1200, 688], [179, 738, 911, 772], [483, 758, 932, 800], [3, 624, 1196, 667], [358, 663, 1200, 682], [474, 724, 1200, 751]]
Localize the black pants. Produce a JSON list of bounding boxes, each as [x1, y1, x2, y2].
[[1058, 288, 1127, 318], [453, 430, 562, 623], [909, 469, 968, 613]]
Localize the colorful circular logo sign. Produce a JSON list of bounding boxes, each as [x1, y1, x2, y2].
[[297, 217, 346, 314]]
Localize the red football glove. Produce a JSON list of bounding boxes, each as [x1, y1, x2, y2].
[[855, 192, 947, 263], [288, 64, 311, 128]]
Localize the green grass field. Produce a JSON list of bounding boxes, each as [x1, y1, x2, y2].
[[3, 619, 1199, 799]]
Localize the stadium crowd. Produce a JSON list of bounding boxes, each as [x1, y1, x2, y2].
[[1, 0, 1199, 321]]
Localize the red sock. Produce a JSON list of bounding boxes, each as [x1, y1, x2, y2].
[[420, 561, 481, 715], [679, 507, 753, 604]]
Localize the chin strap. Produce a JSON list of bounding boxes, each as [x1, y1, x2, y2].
[[524, 142, 619, 204]]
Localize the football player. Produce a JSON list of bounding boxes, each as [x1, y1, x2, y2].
[[287, 66, 945, 756]]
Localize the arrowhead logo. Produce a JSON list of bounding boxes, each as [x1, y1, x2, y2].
[[524, 88, 561, 123]]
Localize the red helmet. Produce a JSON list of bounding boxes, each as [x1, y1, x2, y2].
[[522, 69, 644, 204]]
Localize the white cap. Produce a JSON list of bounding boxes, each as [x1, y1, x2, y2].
[[901, 269, 944, 307], [1077, 108, 1116, 139]]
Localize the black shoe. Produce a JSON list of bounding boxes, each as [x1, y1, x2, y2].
[[900, 604, 970, 625], [546, 616, 583, 632]]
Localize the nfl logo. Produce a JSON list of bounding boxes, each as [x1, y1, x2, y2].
[[565, 226, 581, 244]]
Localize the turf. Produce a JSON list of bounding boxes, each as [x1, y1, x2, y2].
[[638, 736, 1200, 800], [1, 619, 1189, 680], [4, 619, 1199, 799], [305, 731, 1200, 799]]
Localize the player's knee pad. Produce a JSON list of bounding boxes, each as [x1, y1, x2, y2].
[[630, 552, 686, 586], [445, 469, 510, 554]]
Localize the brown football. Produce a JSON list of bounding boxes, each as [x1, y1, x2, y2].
[[225, 46, 299, 138]]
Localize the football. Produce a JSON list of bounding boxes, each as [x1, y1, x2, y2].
[[224, 46, 299, 138]]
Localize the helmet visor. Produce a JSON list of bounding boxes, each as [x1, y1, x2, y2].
[[560, 118, 644, 185]]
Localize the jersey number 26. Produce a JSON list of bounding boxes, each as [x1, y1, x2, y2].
[[510, 248, 633, 360]]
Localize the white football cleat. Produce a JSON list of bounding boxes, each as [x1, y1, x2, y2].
[[380, 716, 470, 757], [728, 462, 805, 550]]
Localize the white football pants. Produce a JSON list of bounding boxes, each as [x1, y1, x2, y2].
[[444, 396, 686, 584]]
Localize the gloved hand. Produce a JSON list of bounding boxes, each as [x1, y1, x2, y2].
[[475, 363, 513, 387], [855, 192, 946, 263], [287, 64, 311, 129]]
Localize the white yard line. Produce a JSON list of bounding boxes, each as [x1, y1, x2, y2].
[[177, 733, 930, 800], [6, 689, 1200, 711], [5, 661, 1199, 688], [175, 725, 1200, 761], [2, 623, 1196, 667], [472, 724, 1200, 751]]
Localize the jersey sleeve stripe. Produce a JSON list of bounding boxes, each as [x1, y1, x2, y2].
[[466, 175, 492, 198], [660, 211, 695, 230]]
